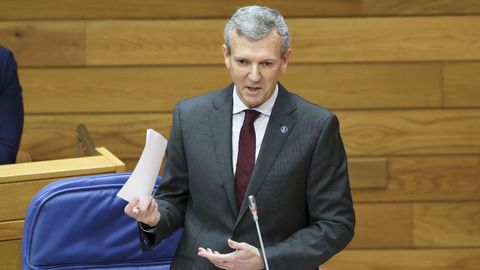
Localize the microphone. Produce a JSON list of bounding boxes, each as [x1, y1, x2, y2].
[[248, 195, 270, 270]]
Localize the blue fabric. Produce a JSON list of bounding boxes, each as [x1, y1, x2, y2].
[[0, 45, 24, 164], [22, 173, 182, 270]]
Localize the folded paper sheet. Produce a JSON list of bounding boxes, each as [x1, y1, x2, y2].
[[117, 129, 167, 202]]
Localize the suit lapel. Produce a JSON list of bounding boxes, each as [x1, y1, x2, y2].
[[208, 85, 239, 216], [235, 85, 298, 227]]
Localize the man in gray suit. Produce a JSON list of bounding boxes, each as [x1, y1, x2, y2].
[[125, 6, 355, 270]]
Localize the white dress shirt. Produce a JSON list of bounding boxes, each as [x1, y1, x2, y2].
[[232, 84, 278, 175]]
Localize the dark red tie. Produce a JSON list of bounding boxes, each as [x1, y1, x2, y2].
[[235, 110, 261, 208]]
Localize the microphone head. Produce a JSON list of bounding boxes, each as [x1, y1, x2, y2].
[[248, 195, 257, 211]]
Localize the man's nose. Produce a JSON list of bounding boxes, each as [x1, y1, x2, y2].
[[248, 65, 261, 82]]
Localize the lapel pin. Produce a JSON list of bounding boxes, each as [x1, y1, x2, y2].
[[280, 125, 288, 134]]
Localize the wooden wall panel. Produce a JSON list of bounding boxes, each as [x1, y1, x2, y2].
[[21, 114, 172, 160], [363, 0, 480, 15], [4, 0, 480, 20], [290, 16, 480, 63], [444, 62, 480, 108], [0, 221, 23, 241], [85, 17, 480, 66], [349, 203, 412, 248], [0, 21, 85, 67], [353, 155, 480, 202], [338, 109, 480, 156], [21, 110, 480, 161], [0, 240, 21, 270], [86, 20, 224, 66], [325, 248, 480, 270], [0, 0, 362, 20], [19, 63, 442, 113], [414, 202, 480, 247]]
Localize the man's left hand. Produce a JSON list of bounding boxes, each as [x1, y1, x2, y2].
[[197, 239, 265, 270]]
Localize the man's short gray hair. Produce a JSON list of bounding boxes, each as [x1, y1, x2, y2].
[[224, 6, 290, 56]]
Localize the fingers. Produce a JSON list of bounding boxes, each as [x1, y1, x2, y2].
[[124, 196, 160, 227]]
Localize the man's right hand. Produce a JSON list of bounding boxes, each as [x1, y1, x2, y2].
[[124, 195, 160, 227]]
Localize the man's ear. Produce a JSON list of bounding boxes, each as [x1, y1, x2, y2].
[[280, 48, 292, 73], [222, 44, 231, 69]]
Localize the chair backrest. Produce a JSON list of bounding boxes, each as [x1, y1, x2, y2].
[[22, 173, 182, 270]]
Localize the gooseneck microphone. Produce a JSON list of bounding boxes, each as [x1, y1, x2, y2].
[[248, 195, 270, 270]]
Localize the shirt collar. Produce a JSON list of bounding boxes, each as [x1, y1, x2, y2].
[[232, 84, 278, 116]]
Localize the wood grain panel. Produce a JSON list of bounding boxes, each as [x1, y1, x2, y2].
[[324, 248, 480, 270], [414, 202, 480, 247], [0, 220, 23, 241], [0, 0, 362, 20], [348, 158, 387, 189], [353, 155, 480, 202], [0, 240, 21, 270], [21, 109, 480, 161], [21, 113, 172, 161], [0, 179, 56, 221], [86, 16, 480, 65], [349, 203, 412, 248], [19, 63, 442, 113], [4, 0, 480, 20], [0, 21, 85, 67], [444, 62, 480, 107], [338, 109, 480, 156], [290, 16, 480, 63], [363, 0, 480, 15], [86, 20, 224, 66]]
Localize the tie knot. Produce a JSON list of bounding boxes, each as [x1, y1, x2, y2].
[[243, 110, 261, 126]]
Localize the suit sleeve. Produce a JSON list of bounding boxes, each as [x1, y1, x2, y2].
[[0, 48, 24, 165], [139, 102, 190, 250], [265, 114, 355, 269]]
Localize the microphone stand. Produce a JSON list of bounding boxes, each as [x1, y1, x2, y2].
[[248, 195, 270, 270]]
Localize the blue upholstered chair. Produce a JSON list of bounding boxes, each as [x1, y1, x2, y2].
[[22, 173, 182, 270]]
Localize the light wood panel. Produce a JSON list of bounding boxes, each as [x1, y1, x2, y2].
[[325, 248, 480, 270], [0, 220, 23, 241], [414, 202, 480, 248], [290, 16, 480, 63], [444, 62, 480, 108], [0, 155, 122, 184], [85, 16, 480, 66], [338, 109, 480, 156], [3, 0, 480, 20], [353, 155, 480, 202], [0, 21, 85, 67], [21, 113, 172, 160], [19, 63, 442, 113], [0, 0, 362, 20], [363, 0, 480, 15], [21, 109, 480, 161], [0, 240, 21, 270], [349, 203, 412, 248], [85, 20, 224, 66]]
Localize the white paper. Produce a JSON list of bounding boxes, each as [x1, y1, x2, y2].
[[117, 129, 167, 202]]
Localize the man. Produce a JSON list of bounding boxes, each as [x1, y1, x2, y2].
[[0, 45, 24, 165], [125, 6, 355, 270]]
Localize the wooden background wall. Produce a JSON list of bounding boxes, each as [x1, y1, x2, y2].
[[1, 0, 480, 269]]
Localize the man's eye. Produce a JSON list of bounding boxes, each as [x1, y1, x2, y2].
[[237, 59, 247, 65], [262, 62, 273, 67]]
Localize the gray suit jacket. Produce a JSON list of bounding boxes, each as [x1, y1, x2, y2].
[[141, 84, 355, 269]]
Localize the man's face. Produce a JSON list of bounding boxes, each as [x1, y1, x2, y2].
[[222, 30, 291, 108]]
